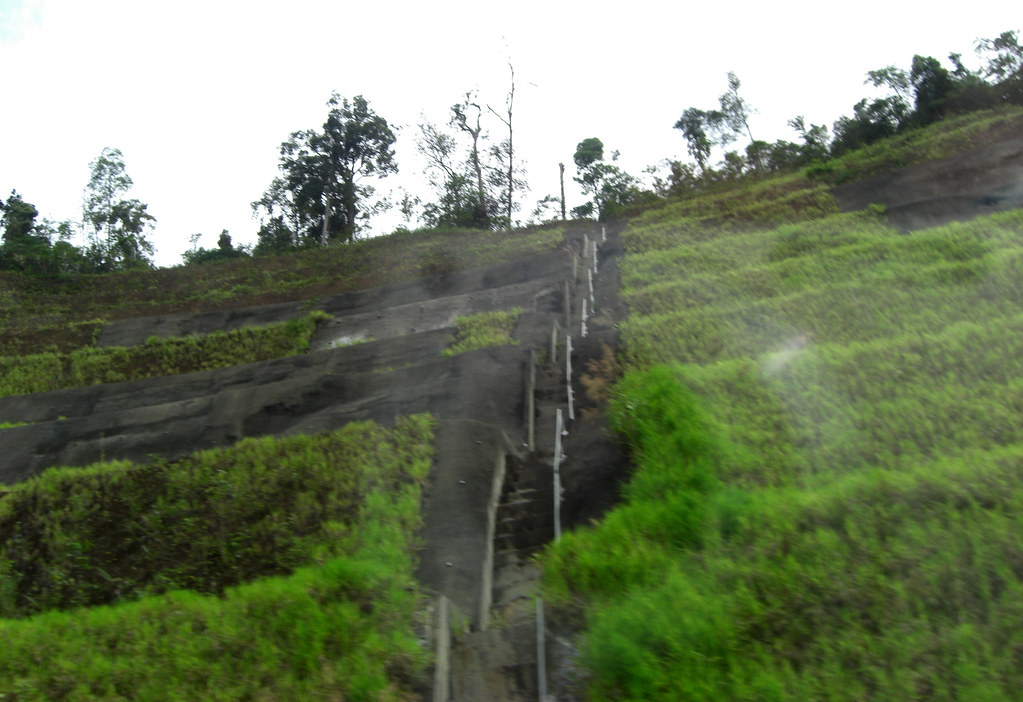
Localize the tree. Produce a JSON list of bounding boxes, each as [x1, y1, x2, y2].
[[573, 138, 604, 170], [82, 148, 155, 270], [181, 230, 249, 266], [572, 139, 641, 221], [909, 55, 953, 125], [673, 108, 716, 175], [417, 110, 495, 229], [488, 62, 518, 225], [788, 116, 831, 162], [1, 191, 86, 274], [450, 93, 493, 227], [1, 190, 38, 245], [718, 72, 756, 143], [976, 30, 1023, 104], [255, 94, 397, 249]]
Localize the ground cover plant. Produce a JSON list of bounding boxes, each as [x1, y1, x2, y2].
[[0, 223, 570, 356], [541, 112, 1023, 699], [441, 307, 522, 357], [0, 310, 329, 399], [0, 414, 434, 700]]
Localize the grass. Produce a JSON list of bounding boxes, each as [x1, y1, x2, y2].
[[0, 414, 435, 700], [0, 310, 330, 400], [0, 223, 572, 356], [441, 307, 522, 357], [540, 108, 1023, 700]]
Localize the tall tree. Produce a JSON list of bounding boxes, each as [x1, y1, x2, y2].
[[673, 108, 715, 175], [718, 72, 756, 143], [572, 138, 640, 220], [976, 30, 1023, 104], [256, 94, 397, 249], [450, 92, 492, 227], [1, 190, 38, 245], [82, 148, 155, 270], [318, 94, 398, 243], [488, 62, 517, 225]]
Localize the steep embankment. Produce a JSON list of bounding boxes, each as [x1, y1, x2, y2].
[[0, 220, 628, 700], [539, 120, 1023, 701]]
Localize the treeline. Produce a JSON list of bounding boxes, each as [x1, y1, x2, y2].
[[3, 30, 1020, 274], [661, 30, 1023, 195]]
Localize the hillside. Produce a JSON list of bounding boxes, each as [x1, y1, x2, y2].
[[0, 106, 1022, 700], [541, 107, 1023, 700]]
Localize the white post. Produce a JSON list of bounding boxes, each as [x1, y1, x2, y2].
[[588, 268, 595, 312], [537, 598, 548, 702], [565, 335, 574, 421], [554, 409, 564, 542], [602, 224, 607, 243], [581, 298, 588, 338]]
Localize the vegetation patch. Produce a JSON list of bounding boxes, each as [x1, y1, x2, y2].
[[441, 307, 522, 357], [0, 224, 568, 356], [0, 310, 330, 399], [0, 414, 434, 700], [541, 110, 1023, 698]]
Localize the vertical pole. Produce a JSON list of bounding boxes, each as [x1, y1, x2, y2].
[[549, 320, 558, 366], [588, 268, 595, 312], [537, 598, 548, 702], [527, 350, 536, 451], [581, 298, 588, 338], [553, 409, 563, 542], [480, 450, 506, 630], [566, 335, 574, 421], [563, 280, 571, 330], [433, 595, 451, 702]]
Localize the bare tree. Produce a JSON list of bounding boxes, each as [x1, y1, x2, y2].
[[489, 62, 516, 225]]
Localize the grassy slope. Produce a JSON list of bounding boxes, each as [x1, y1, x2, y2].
[[0, 219, 570, 699], [0, 223, 569, 356], [0, 416, 434, 700], [0, 310, 329, 401], [542, 107, 1023, 700]]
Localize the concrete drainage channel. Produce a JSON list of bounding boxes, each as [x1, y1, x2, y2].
[[430, 225, 624, 702]]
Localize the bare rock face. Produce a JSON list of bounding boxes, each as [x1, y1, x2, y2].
[[833, 134, 1023, 230]]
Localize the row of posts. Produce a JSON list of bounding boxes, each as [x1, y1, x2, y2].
[[435, 227, 605, 702], [536, 226, 604, 701]]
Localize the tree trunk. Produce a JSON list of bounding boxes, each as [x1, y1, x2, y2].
[[559, 163, 566, 220]]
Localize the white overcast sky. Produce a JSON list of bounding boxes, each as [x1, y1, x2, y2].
[[0, 0, 1019, 266]]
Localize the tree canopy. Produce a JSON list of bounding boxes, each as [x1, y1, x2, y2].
[[82, 147, 155, 271], [254, 94, 397, 252]]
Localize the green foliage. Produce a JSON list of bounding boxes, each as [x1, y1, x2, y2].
[[542, 124, 1023, 698], [253, 94, 397, 249], [180, 230, 250, 266], [0, 415, 434, 699], [441, 307, 522, 357], [82, 148, 156, 271], [0, 311, 329, 399]]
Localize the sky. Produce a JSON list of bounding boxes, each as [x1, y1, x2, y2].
[[1, 0, 1019, 267]]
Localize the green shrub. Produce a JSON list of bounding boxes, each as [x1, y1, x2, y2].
[[441, 308, 522, 357], [0, 414, 435, 699]]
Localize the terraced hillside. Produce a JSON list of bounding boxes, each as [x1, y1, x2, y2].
[[3, 105, 1023, 701], [540, 110, 1023, 700], [0, 218, 627, 699]]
